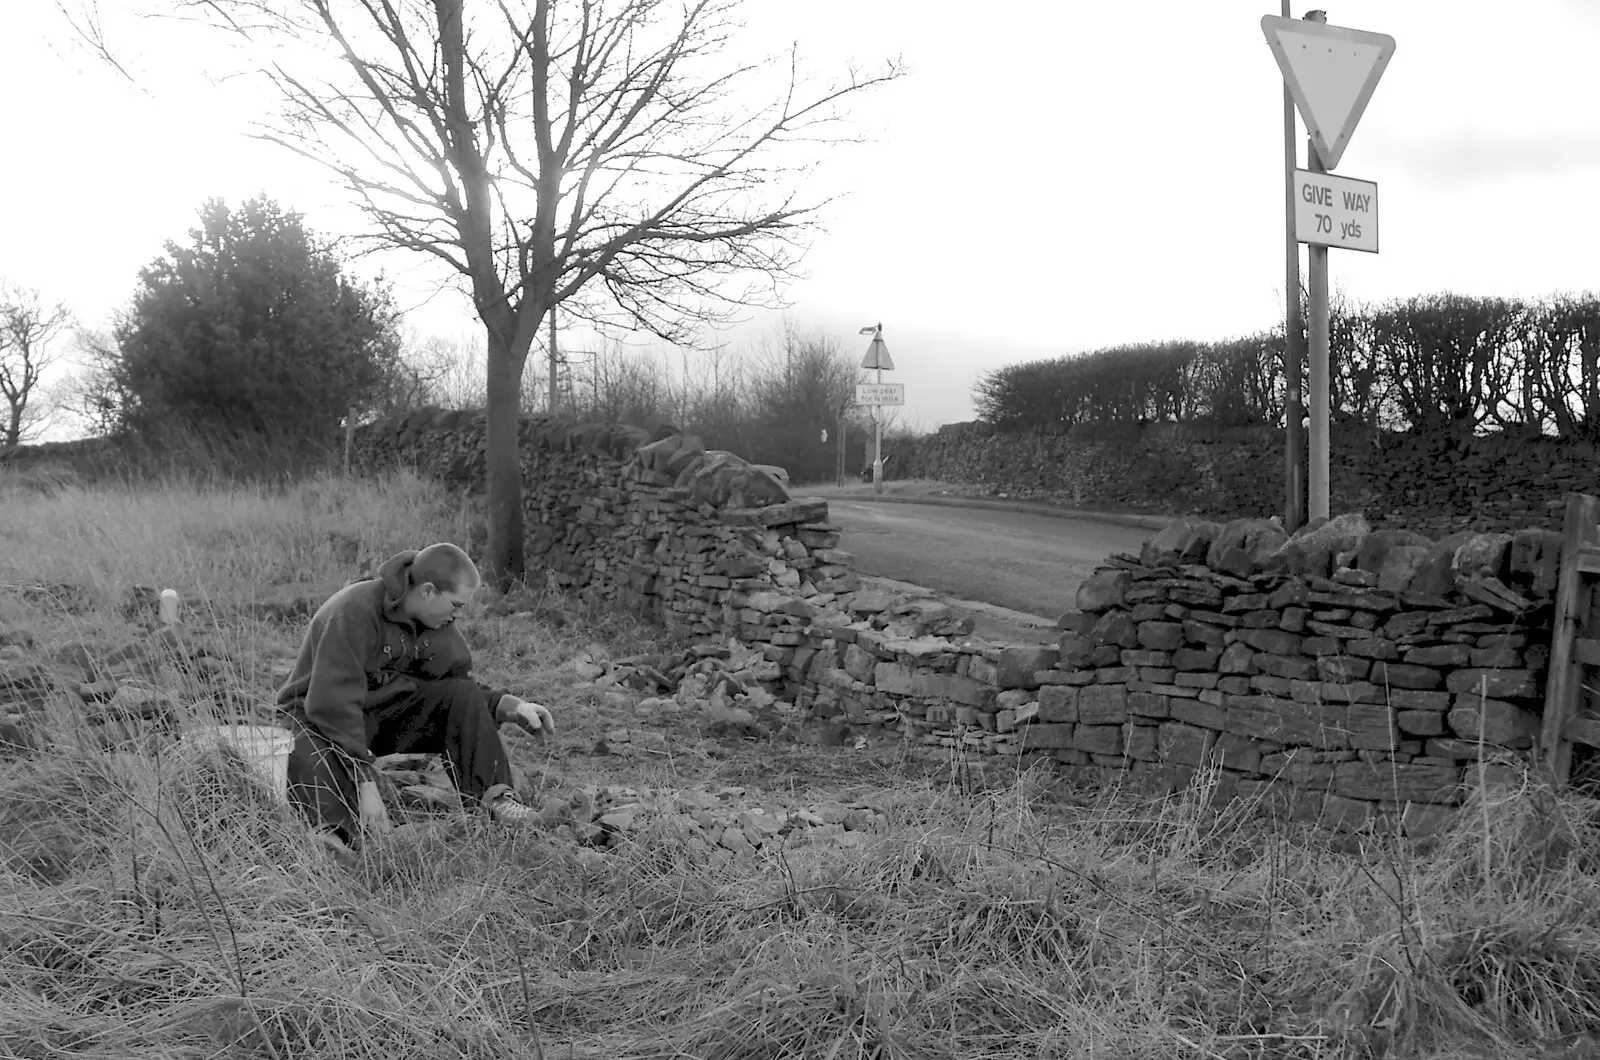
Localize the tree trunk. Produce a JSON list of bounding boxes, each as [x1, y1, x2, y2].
[[484, 331, 526, 588]]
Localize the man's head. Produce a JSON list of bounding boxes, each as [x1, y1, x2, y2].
[[399, 542, 481, 628]]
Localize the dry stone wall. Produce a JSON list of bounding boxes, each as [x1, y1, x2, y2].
[[777, 512, 1566, 836], [351, 407, 860, 648], [355, 409, 1571, 834]]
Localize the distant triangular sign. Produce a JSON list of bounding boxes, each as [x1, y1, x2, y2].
[[861, 336, 894, 371], [1261, 15, 1395, 170]]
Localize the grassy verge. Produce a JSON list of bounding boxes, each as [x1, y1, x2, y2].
[[3, 467, 1599, 1059]]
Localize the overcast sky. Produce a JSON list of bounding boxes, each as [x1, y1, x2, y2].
[[5, 1, 1600, 433]]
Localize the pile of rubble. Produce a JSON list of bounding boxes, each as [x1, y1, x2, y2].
[[377, 764, 892, 862]]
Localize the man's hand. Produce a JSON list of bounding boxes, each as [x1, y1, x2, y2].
[[497, 695, 555, 736], [356, 779, 393, 836]]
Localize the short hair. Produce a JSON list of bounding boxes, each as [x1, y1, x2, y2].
[[410, 542, 481, 594]]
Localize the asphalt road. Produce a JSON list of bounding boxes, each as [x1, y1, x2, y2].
[[818, 500, 1157, 622]]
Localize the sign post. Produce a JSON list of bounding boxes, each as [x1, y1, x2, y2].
[[858, 323, 894, 496], [1281, 0, 1304, 534], [1262, 10, 1394, 521]]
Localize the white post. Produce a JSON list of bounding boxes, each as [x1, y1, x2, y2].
[[872, 326, 884, 496]]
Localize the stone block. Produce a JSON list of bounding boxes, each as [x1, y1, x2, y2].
[[1259, 749, 1339, 787], [1174, 672, 1220, 689], [1125, 723, 1160, 761], [1058, 634, 1096, 668], [1452, 532, 1513, 582], [1387, 688, 1451, 711], [1367, 662, 1444, 690], [1207, 517, 1289, 570], [1332, 760, 1459, 803], [1169, 698, 1226, 731], [1128, 692, 1171, 719], [1225, 695, 1350, 749], [1509, 527, 1563, 597], [843, 644, 876, 682], [1172, 647, 1221, 671], [873, 661, 914, 696], [911, 672, 990, 708], [1078, 684, 1128, 725], [1239, 629, 1302, 655], [1447, 698, 1538, 748], [1262, 512, 1370, 579], [1090, 611, 1139, 648], [1158, 722, 1214, 765], [1219, 642, 1257, 674], [1212, 732, 1261, 773], [1320, 794, 1377, 833], [997, 645, 1059, 689], [1076, 569, 1129, 612], [1137, 622, 1186, 651], [1073, 724, 1124, 756], [1020, 724, 1076, 750], [1253, 653, 1317, 680], [1182, 621, 1226, 647], [1397, 709, 1445, 736], [1403, 644, 1471, 667], [1317, 656, 1371, 682], [1347, 702, 1400, 752], [1037, 685, 1079, 724], [1444, 668, 1538, 700], [1469, 646, 1522, 668], [1121, 649, 1174, 668], [1141, 518, 1223, 566], [1408, 531, 1477, 597], [1402, 802, 1457, 838]]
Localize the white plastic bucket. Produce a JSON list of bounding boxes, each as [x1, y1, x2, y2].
[[201, 724, 295, 805]]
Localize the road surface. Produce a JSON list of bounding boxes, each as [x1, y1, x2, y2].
[[817, 500, 1157, 623]]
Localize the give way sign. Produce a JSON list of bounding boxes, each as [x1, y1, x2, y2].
[[1261, 15, 1395, 170]]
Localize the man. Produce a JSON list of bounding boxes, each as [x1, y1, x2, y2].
[[275, 542, 554, 851]]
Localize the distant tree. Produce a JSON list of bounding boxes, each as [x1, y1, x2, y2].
[[0, 283, 73, 447], [744, 324, 858, 482], [102, 195, 403, 445]]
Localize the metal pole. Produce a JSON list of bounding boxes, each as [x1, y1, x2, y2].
[[1281, 0, 1305, 532], [836, 405, 845, 487], [1307, 138, 1331, 522], [872, 367, 883, 496], [1303, 9, 1330, 522]]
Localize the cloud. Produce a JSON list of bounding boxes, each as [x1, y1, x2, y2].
[[1365, 129, 1600, 187]]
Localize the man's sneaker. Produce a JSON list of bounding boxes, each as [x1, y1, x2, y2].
[[487, 792, 540, 827]]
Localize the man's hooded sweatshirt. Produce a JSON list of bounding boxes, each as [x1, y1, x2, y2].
[[275, 550, 512, 763]]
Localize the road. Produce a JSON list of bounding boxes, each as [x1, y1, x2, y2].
[[816, 500, 1157, 623]]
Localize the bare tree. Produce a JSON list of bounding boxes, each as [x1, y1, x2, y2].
[[0, 283, 73, 447], [72, 0, 899, 581]]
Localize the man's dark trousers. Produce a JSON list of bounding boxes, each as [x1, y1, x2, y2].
[[285, 678, 513, 841]]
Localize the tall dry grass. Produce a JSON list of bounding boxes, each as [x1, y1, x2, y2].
[[3, 471, 1600, 1058]]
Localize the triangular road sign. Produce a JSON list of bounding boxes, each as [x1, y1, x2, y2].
[[861, 336, 894, 371], [1261, 15, 1395, 170]]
